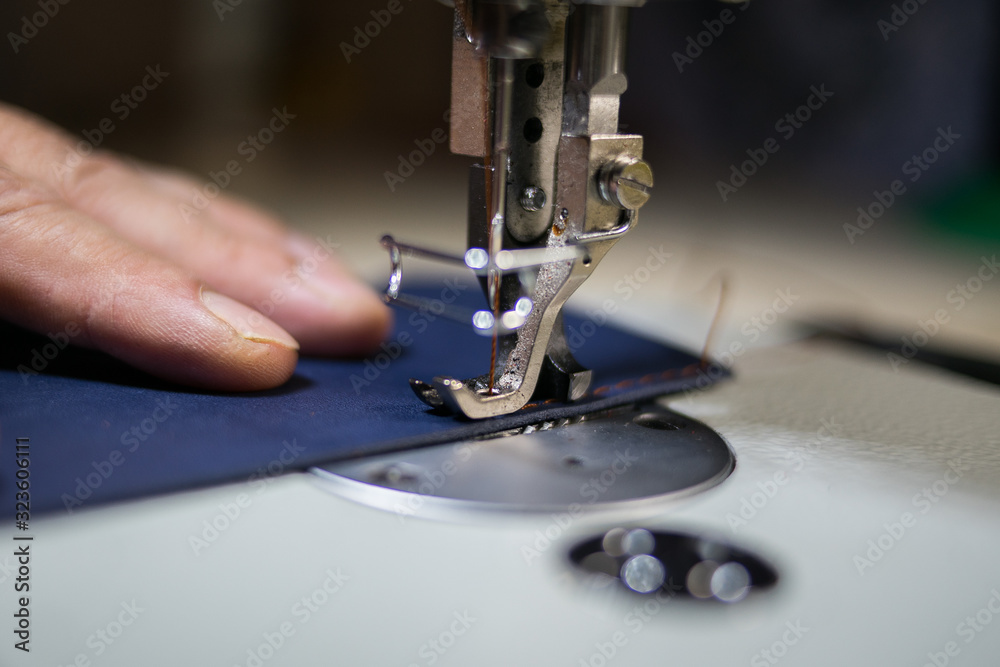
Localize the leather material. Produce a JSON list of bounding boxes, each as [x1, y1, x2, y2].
[[0, 285, 726, 515]]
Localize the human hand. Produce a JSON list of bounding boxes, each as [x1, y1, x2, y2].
[[0, 103, 391, 391]]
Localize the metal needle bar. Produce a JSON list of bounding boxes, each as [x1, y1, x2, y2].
[[486, 58, 516, 394]]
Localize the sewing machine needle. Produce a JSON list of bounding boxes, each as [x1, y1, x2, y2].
[[486, 58, 515, 395]]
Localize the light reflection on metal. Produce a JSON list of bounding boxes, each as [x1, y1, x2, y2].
[[621, 554, 666, 594], [381, 234, 536, 337], [621, 528, 655, 556], [685, 560, 719, 599], [709, 562, 751, 603], [568, 527, 778, 602]]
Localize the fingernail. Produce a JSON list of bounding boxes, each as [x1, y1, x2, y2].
[[201, 289, 300, 350]]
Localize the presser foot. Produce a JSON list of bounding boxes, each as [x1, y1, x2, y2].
[[409, 315, 595, 419], [409, 368, 591, 419]]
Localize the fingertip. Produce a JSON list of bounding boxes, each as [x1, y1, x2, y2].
[[287, 276, 395, 357], [192, 341, 300, 393], [192, 288, 302, 391], [201, 289, 299, 351], [0, 161, 302, 393], [95, 284, 302, 393]]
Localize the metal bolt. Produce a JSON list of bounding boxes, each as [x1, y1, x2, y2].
[[519, 185, 547, 212], [599, 157, 653, 210], [553, 207, 569, 235]]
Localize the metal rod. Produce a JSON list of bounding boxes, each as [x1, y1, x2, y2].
[[487, 58, 516, 394]]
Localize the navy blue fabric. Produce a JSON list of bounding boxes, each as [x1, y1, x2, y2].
[[0, 283, 725, 516]]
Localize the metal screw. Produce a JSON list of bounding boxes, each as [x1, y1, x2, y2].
[[519, 185, 547, 212], [553, 207, 569, 235], [371, 463, 418, 486], [599, 157, 653, 210]]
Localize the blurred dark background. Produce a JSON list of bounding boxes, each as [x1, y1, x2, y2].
[[0, 0, 997, 238]]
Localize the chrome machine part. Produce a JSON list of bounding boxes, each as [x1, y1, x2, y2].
[[310, 404, 734, 514], [396, 0, 654, 420]]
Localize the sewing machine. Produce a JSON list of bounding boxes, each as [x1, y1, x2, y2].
[[4, 2, 1000, 666], [383, 0, 653, 420], [337, 0, 744, 516]]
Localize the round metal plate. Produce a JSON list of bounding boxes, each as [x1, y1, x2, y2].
[[310, 404, 734, 514]]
